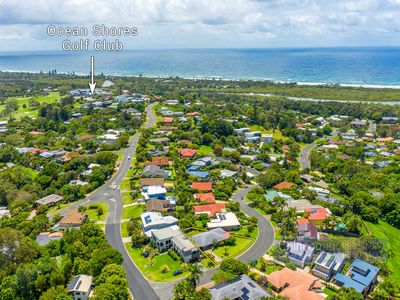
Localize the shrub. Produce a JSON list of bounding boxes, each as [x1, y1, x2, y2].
[[220, 259, 249, 275], [168, 249, 180, 261], [160, 264, 170, 273], [286, 263, 297, 271]]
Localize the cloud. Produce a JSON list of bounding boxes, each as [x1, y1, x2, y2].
[[0, 0, 399, 49]]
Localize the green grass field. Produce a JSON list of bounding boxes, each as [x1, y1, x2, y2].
[[122, 192, 135, 205], [366, 221, 400, 284], [213, 236, 254, 259], [125, 244, 189, 282], [85, 203, 109, 222], [121, 221, 130, 237], [197, 145, 213, 155], [249, 125, 288, 141], [122, 204, 145, 219], [120, 178, 131, 191], [1, 92, 60, 119]]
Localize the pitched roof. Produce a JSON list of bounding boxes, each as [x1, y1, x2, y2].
[[178, 148, 197, 157], [59, 210, 86, 226], [192, 182, 212, 191], [267, 268, 324, 300], [193, 204, 226, 217], [35, 194, 63, 205], [68, 275, 93, 293], [191, 228, 230, 248], [145, 156, 170, 166], [210, 274, 269, 300], [140, 178, 165, 186], [274, 181, 295, 190], [163, 117, 174, 123], [194, 193, 216, 203], [305, 208, 330, 221], [146, 199, 170, 212]]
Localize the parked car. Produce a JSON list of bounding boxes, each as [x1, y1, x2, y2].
[[173, 270, 183, 276]]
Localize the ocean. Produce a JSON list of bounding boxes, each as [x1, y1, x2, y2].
[[0, 47, 399, 87]]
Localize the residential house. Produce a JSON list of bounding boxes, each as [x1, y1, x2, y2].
[[146, 198, 175, 212], [219, 169, 238, 179], [244, 131, 261, 142], [267, 268, 324, 300], [261, 133, 273, 143], [142, 185, 167, 200], [312, 251, 345, 281], [144, 156, 171, 166], [140, 178, 165, 187], [35, 194, 63, 206], [381, 117, 399, 124], [209, 274, 269, 300], [207, 212, 240, 231], [142, 165, 170, 178], [141, 211, 178, 236], [192, 182, 212, 191], [287, 241, 315, 268], [171, 235, 200, 262], [59, 210, 87, 229], [98, 133, 119, 145], [222, 147, 236, 153], [274, 181, 295, 190], [191, 228, 230, 250], [151, 227, 181, 252], [36, 232, 63, 246], [305, 208, 331, 226], [194, 193, 216, 203], [333, 258, 379, 294], [192, 157, 213, 167], [187, 170, 209, 179], [194, 204, 226, 217], [178, 148, 197, 158], [68, 275, 93, 300], [296, 219, 318, 243], [234, 128, 250, 135], [149, 137, 170, 145]]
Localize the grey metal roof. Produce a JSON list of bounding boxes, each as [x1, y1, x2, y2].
[[191, 228, 229, 248]]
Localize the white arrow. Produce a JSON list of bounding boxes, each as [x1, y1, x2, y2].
[[89, 56, 96, 95]]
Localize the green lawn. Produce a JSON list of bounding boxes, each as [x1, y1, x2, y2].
[[213, 236, 254, 259], [120, 178, 131, 190], [323, 287, 338, 297], [1, 92, 60, 119], [122, 192, 134, 205], [125, 243, 189, 282], [249, 125, 288, 141], [85, 203, 109, 222], [255, 261, 282, 275], [122, 204, 145, 219], [197, 145, 213, 155], [47, 203, 71, 215], [365, 221, 400, 284], [121, 221, 130, 237], [233, 226, 259, 239]]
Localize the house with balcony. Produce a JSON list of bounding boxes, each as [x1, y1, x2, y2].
[[312, 251, 345, 281], [287, 241, 314, 268]]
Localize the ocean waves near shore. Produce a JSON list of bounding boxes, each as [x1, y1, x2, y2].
[[0, 47, 399, 87]]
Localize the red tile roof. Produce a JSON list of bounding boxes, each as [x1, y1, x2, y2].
[[187, 112, 200, 116], [30, 131, 44, 135], [273, 181, 295, 190], [163, 117, 174, 123], [267, 268, 324, 300], [193, 204, 226, 217], [194, 193, 216, 203], [151, 156, 170, 166], [178, 148, 197, 158], [192, 182, 212, 191], [305, 208, 330, 221], [297, 219, 309, 225]]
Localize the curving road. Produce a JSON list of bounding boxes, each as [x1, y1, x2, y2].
[[232, 186, 275, 262], [50, 102, 160, 300]]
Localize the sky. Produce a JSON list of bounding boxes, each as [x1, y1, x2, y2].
[[0, 0, 399, 51]]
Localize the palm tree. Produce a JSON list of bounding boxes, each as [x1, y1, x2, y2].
[[187, 263, 203, 286]]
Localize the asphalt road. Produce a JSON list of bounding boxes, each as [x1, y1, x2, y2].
[[232, 186, 275, 262], [50, 102, 160, 300], [298, 129, 338, 170]]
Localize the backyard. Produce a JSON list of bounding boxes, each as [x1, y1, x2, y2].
[[122, 204, 145, 219], [125, 243, 189, 282], [85, 203, 109, 222]]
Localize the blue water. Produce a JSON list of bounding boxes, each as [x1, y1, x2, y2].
[[0, 48, 399, 86]]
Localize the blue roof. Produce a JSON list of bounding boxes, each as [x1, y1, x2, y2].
[[333, 259, 379, 293], [333, 273, 365, 293], [187, 171, 209, 179], [187, 165, 200, 171], [350, 258, 379, 286]]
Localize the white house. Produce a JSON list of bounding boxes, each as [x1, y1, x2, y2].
[[141, 212, 179, 236], [68, 275, 92, 300], [207, 212, 240, 231]]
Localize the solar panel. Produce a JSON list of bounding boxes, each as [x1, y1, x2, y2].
[[220, 214, 226, 221], [248, 282, 255, 288], [144, 216, 152, 224]]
